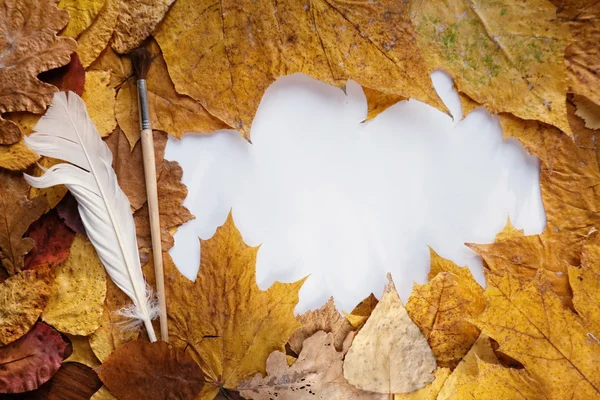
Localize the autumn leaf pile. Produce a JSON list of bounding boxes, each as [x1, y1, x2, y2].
[[0, 0, 599, 399]]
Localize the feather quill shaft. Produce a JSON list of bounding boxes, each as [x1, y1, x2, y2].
[[23, 91, 157, 342]]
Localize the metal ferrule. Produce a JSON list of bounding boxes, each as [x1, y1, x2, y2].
[[137, 79, 151, 130]]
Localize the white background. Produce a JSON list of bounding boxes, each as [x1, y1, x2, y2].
[[165, 72, 546, 313]]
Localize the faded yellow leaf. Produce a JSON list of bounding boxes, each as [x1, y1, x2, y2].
[[108, 40, 227, 148], [59, 0, 106, 38], [406, 250, 485, 369], [0, 266, 53, 345], [42, 234, 107, 335], [64, 334, 101, 368], [394, 368, 451, 400], [154, 0, 443, 139], [82, 71, 116, 137], [473, 271, 600, 399], [574, 95, 600, 129], [343, 274, 436, 394], [165, 213, 305, 395], [436, 335, 546, 400], [0, 139, 40, 171], [288, 297, 353, 354], [77, 0, 120, 67], [411, 0, 571, 134], [111, 0, 175, 54]]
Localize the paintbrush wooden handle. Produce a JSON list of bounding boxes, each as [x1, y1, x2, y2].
[[140, 127, 169, 342]]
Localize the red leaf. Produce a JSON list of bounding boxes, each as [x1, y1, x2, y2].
[[55, 193, 86, 235], [24, 210, 75, 271], [0, 322, 69, 394], [39, 53, 85, 96]]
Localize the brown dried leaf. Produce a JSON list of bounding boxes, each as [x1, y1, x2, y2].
[[288, 297, 353, 355], [97, 340, 205, 400], [154, 0, 443, 139], [42, 234, 107, 335], [0, 0, 76, 144], [0, 322, 69, 394], [343, 274, 437, 394], [0, 266, 53, 345], [0, 170, 47, 275], [406, 250, 485, 369], [239, 331, 387, 400], [134, 160, 194, 251], [111, 0, 175, 54], [105, 127, 168, 211]]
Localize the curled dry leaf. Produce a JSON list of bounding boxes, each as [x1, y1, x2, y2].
[[573, 95, 600, 129], [473, 271, 600, 399], [0, 265, 53, 345], [23, 210, 75, 271], [288, 297, 354, 354], [64, 334, 101, 369], [97, 340, 205, 400], [58, 0, 106, 38], [239, 331, 387, 400], [134, 160, 194, 252], [436, 335, 546, 400], [114, 40, 227, 148], [411, 0, 571, 134], [406, 249, 485, 369], [42, 234, 107, 335], [166, 214, 305, 398], [154, 0, 443, 139], [81, 71, 117, 137], [0, 322, 69, 394], [0, 170, 47, 275], [76, 0, 120, 67], [0, 0, 76, 144], [105, 127, 168, 212], [111, 0, 175, 54], [343, 274, 437, 394]]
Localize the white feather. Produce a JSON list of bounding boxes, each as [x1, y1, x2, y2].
[[23, 91, 158, 342]]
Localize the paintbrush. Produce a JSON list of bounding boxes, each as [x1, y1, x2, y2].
[[131, 47, 168, 342]]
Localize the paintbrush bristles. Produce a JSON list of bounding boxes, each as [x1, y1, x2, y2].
[[131, 48, 151, 80]]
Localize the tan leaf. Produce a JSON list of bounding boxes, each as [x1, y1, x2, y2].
[[111, 0, 175, 54], [406, 251, 485, 369], [76, 0, 120, 67], [115, 40, 228, 148], [64, 334, 101, 369], [436, 335, 546, 400], [0, 266, 53, 345], [239, 331, 387, 400], [473, 271, 600, 399], [411, 0, 571, 134], [59, 0, 106, 38], [166, 214, 305, 395], [394, 368, 451, 400], [0, 0, 76, 144], [0, 170, 47, 275], [97, 340, 205, 400], [105, 127, 168, 211], [574, 94, 600, 129], [343, 274, 436, 394], [81, 71, 117, 137], [42, 234, 107, 335], [154, 0, 443, 139], [134, 160, 194, 251], [288, 297, 353, 354]]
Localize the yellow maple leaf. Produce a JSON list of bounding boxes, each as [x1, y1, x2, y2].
[[436, 335, 546, 399], [473, 271, 600, 399], [58, 0, 106, 39], [406, 249, 486, 369], [165, 213, 305, 399], [154, 0, 444, 139], [410, 0, 571, 134]]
